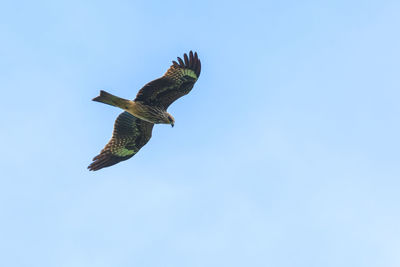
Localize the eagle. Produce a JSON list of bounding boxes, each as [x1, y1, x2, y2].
[[88, 51, 201, 171]]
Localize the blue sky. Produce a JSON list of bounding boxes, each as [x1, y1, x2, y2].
[[1, 0, 400, 266]]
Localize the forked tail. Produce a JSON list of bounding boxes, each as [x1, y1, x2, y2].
[[92, 90, 132, 109]]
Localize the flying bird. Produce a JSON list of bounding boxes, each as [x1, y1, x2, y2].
[[88, 51, 201, 171]]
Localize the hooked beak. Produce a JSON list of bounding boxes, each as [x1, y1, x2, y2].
[[171, 123, 174, 128]]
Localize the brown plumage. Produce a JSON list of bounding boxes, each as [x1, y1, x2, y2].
[[88, 51, 201, 171]]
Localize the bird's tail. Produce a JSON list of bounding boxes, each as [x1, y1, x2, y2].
[[92, 90, 132, 109]]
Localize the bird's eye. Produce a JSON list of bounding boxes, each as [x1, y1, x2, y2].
[[168, 116, 173, 122]]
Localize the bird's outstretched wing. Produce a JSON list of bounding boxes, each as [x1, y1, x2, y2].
[[134, 51, 201, 109], [88, 111, 154, 171]]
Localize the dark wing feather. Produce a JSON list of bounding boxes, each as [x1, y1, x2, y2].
[[88, 111, 154, 171], [134, 51, 201, 109]]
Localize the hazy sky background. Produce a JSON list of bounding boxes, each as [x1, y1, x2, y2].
[[1, 0, 400, 266]]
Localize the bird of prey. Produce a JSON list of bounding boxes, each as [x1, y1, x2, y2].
[[88, 51, 201, 171]]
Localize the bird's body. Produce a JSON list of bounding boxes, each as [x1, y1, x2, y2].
[[88, 51, 201, 171], [92, 91, 173, 125]]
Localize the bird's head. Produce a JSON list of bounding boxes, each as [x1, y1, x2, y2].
[[163, 112, 175, 127]]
